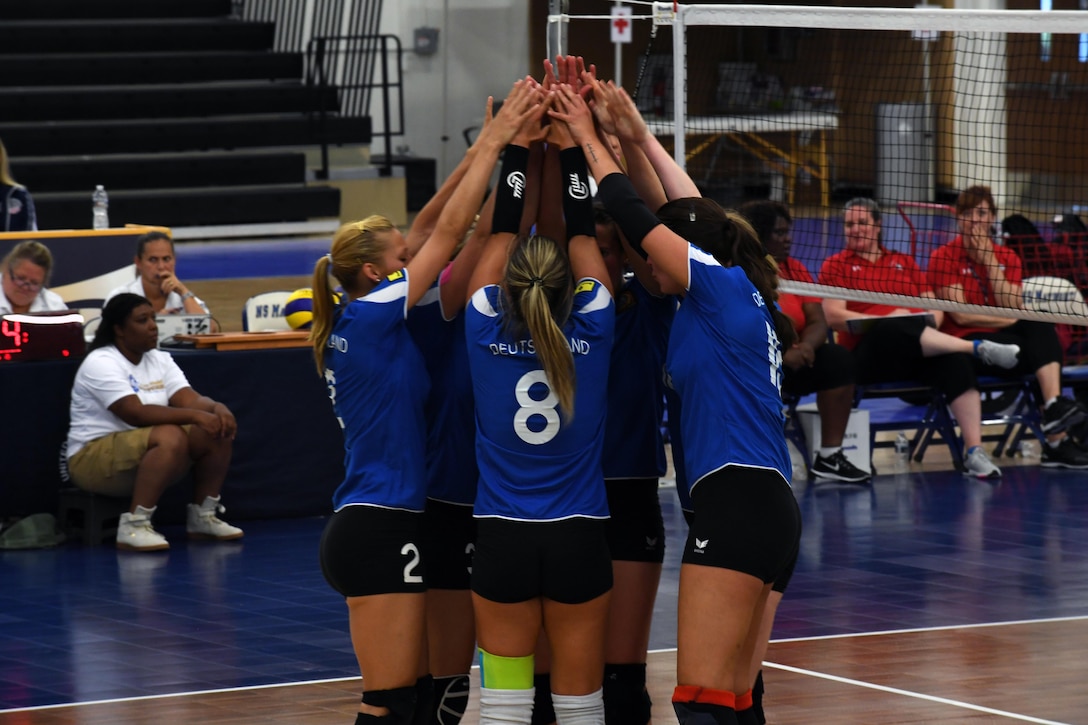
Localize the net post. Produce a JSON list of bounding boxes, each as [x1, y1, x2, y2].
[[671, 5, 686, 168], [547, 0, 569, 61]]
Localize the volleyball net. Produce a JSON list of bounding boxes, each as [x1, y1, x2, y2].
[[550, 2, 1088, 360]]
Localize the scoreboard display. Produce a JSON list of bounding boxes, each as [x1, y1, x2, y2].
[[0, 312, 87, 362]]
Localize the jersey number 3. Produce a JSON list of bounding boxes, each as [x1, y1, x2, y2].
[[513, 369, 561, 445]]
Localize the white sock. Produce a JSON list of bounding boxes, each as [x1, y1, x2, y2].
[[479, 686, 534, 725], [819, 446, 842, 458], [552, 689, 604, 725]]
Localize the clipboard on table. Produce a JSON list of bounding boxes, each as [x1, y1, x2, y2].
[[845, 312, 936, 336]]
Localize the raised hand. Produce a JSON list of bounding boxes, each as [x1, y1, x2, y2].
[[547, 84, 597, 146], [542, 58, 558, 92], [593, 80, 648, 144], [471, 95, 497, 147], [490, 78, 548, 147]]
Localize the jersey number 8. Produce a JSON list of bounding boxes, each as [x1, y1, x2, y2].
[[513, 369, 560, 445]]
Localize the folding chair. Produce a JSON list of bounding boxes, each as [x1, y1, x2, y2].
[[241, 290, 293, 332]]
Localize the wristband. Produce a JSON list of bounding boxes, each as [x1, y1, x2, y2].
[[181, 291, 195, 301], [492, 144, 530, 235], [594, 172, 661, 260], [559, 147, 595, 240]]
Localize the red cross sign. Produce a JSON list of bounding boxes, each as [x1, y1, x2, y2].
[[611, 6, 632, 44]]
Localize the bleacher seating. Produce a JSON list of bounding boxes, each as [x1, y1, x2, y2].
[[0, 0, 373, 229]]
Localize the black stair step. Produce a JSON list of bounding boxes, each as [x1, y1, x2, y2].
[[0, 0, 231, 20], [13, 152, 308, 194], [0, 52, 303, 86], [0, 114, 372, 157], [0, 83, 340, 122], [0, 19, 275, 54], [34, 184, 342, 229]]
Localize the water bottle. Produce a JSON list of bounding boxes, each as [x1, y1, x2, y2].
[[92, 185, 109, 230], [894, 431, 910, 470]]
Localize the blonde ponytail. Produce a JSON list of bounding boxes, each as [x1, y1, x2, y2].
[[505, 235, 576, 417]]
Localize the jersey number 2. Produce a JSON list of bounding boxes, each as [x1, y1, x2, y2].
[[401, 543, 423, 584]]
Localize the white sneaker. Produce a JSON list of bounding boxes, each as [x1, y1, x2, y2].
[[187, 496, 244, 541], [116, 505, 170, 551], [963, 446, 1002, 480], [975, 340, 1021, 369]]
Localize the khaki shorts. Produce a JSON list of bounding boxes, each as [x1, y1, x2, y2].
[[68, 427, 190, 497]]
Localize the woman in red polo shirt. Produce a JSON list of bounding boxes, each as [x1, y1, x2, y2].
[[818, 197, 1019, 479], [928, 185, 1088, 468]]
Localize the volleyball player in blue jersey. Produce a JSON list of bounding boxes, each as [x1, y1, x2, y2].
[[464, 93, 616, 724], [593, 206, 675, 725], [555, 80, 802, 725], [308, 80, 542, 725], [407, 187, 497, 725], [579, 75, 705, 723]]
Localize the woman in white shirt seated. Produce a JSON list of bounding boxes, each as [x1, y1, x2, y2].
[[105, 231, 219, 331], [66, 293, 242, 551], [0, 240, 67, 315]]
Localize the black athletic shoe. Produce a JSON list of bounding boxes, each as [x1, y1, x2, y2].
[[1041, 395, 1088, 434], [1041, 437, 1088, 469], [810, 450, 871, 483]]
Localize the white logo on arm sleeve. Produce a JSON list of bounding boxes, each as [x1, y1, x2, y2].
[[567, 173, 589, 200], [507, 171, 526, 199]]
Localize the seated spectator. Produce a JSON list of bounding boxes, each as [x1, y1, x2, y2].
[[1, 138, 37, 233], [819, 197, 1021, 479], [0, 240, 67, 315], [105, 231, 219, 331], [66, 293, 242, 551], [928, 185, 1088, 469], [740, 199, 867, 484]]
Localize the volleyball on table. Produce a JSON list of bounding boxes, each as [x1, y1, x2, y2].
[[283, 288, 315, 329], [283, 288, 342, 329]]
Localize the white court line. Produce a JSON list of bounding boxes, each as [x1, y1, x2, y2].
[[0, 675, 363, 713], [5, 617, 1085, 714], [768, 613, 1088, 644], [762, 661, 1072, 725]]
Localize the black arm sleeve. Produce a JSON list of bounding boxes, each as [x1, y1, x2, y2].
[[559, 147, 595, 240], [594, 172, 661, 260], [491, 144, 530, 235]]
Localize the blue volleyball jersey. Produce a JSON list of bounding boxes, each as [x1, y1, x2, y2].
[[663, 385, 692, 513], [602, 278, 674, 479], [666, 245, 791, 493], [325, 270, 431, 512], [465, 279, 615, 521], [406, 281, 478, 506]]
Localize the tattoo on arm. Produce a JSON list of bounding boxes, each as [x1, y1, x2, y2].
[[585, 143, 599, 164]]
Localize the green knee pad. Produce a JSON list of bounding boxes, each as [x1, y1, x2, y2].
[[478, 648, 534, 690]]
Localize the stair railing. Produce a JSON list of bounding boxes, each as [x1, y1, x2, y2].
[[307, 33, 404, 181]]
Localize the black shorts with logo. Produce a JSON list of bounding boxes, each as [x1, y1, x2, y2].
[[683, 466, 801, 584], [605, 478, 666, 563]]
